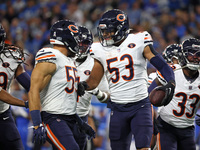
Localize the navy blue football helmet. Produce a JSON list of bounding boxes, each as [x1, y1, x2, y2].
[[50, 20, 80, 54], [0, 24, 6, 52], [162, 44, 179, 63], [97, 9, 129, 46], [77, 26, 93, 59], [179, 38, 200, 70]]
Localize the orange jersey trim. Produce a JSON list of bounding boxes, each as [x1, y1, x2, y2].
[[36, 54, 56, 61]]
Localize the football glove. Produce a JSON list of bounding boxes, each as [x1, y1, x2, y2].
[[77, 81, 88, 96], [32, 124, 47, 144], [196, 114, 200, 126], [75, 114, 95, 139], [156, 80, 175, 106]]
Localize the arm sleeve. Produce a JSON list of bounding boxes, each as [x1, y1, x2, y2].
[[150, 54, 175, 82]]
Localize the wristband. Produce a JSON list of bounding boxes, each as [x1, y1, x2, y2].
[[96, 90, 103, 99], [100, 93, 108, 103], [30, 110, 42, 127], [96, 90, 108, 103]]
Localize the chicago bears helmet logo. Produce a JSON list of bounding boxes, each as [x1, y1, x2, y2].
[[2, 62, 10, 68], [84, 70, 91, 76], [68, 25, 78, 33], [117, 14, 126, 22], [128, 43, 136, 48]]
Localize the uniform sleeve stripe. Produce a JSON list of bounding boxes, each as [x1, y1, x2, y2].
[[36, 54, 56, 61], [36, 52, 53, 58], [144, 37, 151, 40], [37, 58, 56, 62], [144, 40, 153, 44]]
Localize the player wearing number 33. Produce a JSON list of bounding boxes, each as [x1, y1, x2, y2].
[[77, 9, 175, 150], [149, 38, 200, 150], [28, 20, 95, 150]]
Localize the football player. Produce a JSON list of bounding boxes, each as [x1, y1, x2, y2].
[[148, 43, 180, 149], [0, 24, 30, 150], [28, 20, 95, 149], [77, 9, 175, 150], [150, 38, 200, 150], [75, 26, 110, 150]]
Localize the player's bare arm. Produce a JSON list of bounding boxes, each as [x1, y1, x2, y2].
[[29, 62, 56, 111], [143, 45, 156, 61], [86, 59, 104, 90], [0, 87, 26, 107]]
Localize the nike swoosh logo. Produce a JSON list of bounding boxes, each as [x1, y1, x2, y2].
[[3, 117, 9, 120]]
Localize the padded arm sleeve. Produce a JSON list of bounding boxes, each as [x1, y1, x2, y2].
[[16, 72, 30, 92], [150, 54, 175, 82]]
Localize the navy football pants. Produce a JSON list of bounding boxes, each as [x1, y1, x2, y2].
[[157, 116, 196, 150], [109, 98, 153, 150], [0, 108, 24, 150], [42, 112, 80, 150]]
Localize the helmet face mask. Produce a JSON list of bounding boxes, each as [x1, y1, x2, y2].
[[162, 44, 179, 63], [76, 26, 93, 59], [50, 20, 80, 55], [97, 9, 129, 47], [179, 38, 200, 70]]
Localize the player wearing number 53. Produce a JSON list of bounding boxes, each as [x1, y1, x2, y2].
[[77, 9, 175, 150], [28, 20, 95, 149]]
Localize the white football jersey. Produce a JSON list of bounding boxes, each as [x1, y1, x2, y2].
[[159, 64, 200, 128], [76, 55, 109, 117], [90, 31, 153, 104], [35, 48, 78, 115], [0, 49, 22, 113], [148, 72, 157, 86]]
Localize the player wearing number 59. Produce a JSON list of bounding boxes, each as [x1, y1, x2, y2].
[[28, 20, 95, 149], [0, 24, 30, 150], [77, 9, 175, 150]]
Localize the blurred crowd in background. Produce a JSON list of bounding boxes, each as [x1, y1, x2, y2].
[[1, 0, 200, 149]]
